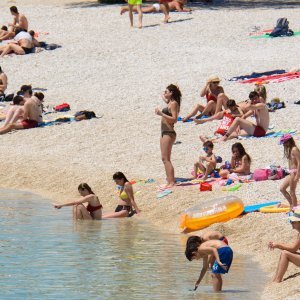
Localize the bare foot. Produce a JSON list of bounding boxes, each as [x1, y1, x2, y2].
[[199, 135, 208, 143], [162, 16, 171, 23], [120, 7, 127, 15], [138, 24, 143, 29], [165, 182, 175, 189]]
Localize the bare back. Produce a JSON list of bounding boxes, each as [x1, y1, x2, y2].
[[23, 97, 42, 122], [201, 230, 223, 241]]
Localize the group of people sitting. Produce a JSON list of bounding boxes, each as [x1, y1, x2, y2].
[[0, 6, 42, 57], [54, 172, 141, 220], [0, 84, 44, 133], [183, 75, 270, 141]]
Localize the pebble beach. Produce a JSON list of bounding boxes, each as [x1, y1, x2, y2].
[[0, 0, 300, 298]]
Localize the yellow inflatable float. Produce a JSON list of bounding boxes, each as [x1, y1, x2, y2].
[[259, 205, 290, 213], [180, 196, 244, 231]]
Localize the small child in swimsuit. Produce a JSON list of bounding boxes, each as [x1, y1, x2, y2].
[[279, 134, 300, 209], [193, 140, 216, 180], [185, 236, 233, 292]]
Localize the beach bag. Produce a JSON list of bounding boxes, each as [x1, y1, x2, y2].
[[268, 166, 284, 180], [54, 103, 70, 112], [74, 110, 96, 119], [269, 18, 294, 37], [200, 182, 212, 191], [253, 169, 269, 181], [215, 112, 235, 136]]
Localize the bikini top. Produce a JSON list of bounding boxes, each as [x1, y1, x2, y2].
[[206, 92, 217, 102], [162, 107, 172, 117], [119, 189, 129, 200]]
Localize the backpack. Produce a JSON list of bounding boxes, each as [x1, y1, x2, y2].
[[253, 169, 269, 181], [54, 103, 70, 112], [269, 18, 294, 37]]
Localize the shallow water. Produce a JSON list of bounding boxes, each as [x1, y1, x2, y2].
[[0, 189, 265, 299]]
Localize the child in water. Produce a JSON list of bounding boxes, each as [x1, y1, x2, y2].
[[193, 140, 216, 180], [185, 236, 233, 292], [279, 134, 300, 209]]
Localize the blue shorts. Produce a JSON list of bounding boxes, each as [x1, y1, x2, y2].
[[212, 246, 233, 274]]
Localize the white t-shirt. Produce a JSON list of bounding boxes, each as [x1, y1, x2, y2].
[[14, 31, 32, 42]]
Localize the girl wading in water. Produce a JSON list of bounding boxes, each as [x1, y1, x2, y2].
[[155, 84, 181, 189], [102, 172, 141, 218], [54, 183, 103, 220]]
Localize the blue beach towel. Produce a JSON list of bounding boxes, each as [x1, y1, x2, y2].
[[238, 129, 297, 140]]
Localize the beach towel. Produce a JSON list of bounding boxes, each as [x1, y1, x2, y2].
[[228, 69, 286, 82], [238, 129, 297, 140], [249, 29, 272, 36], [250, 31, 300, 39], [239, 72, 300, 84]]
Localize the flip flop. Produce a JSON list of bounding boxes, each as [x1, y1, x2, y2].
[[157, 189, 172, 198]]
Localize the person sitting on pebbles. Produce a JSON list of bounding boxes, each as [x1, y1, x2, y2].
[[183, 75, 229, 122]]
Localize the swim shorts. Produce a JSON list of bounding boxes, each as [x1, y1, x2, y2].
[[152, 3, 160, 11], [219, 236, 229, 245], [21, 47, 33, 55], [128, 0, 142, 5], [21, 119, 38, 129], [253, 125, 266, 137], [212, 246, 233, 274]]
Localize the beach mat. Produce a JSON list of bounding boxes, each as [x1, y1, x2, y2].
[[238, 129, 297, 140], [228, 69, 286, 82], [250, 31, 300, 39], [239, 72, 300, 84]]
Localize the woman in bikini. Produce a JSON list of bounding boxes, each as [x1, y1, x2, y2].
[[102, 172, 141, 218], [155, 84, 181, 188], [183, 75, 228, 122], [279, 134, 300, 209], [0, 66, 8, 97], [219, 142, 251, 179], [54, 183, 103, 220]]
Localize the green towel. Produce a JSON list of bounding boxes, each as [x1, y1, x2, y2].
[[250, 31, 300, 39]]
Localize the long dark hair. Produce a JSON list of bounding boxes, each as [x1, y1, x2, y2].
[[0, 66, 3, 74], [113, 172, 129, 183], [283, 137, 296, 159], [167, 84, 182, 109], [78, 183, 94, 194], [232, 142, 251, 163]]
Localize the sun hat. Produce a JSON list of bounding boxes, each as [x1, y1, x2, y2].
[[288, 209, 300, 222], [278, 133, 293, 145], [207, 75, 221, 83]]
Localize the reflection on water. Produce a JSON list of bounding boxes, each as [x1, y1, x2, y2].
[[0, 189, 265, 299]]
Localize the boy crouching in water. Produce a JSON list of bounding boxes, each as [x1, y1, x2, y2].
[[185, 236, 233, 292]]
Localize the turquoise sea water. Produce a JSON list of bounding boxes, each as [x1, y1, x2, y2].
[[0, 190, 265, 299]]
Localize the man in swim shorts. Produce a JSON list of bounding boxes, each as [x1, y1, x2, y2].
[[185, 236, 233, 292], [120, 0, 191, 14], [218, 91, 269, 141], [0, 92, 44, 135], [127, 0, 143, 28]]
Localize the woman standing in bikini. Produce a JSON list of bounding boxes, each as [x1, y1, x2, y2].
[[0, 66, 8, 97], [54, 183, 103, 220], [155, 84, 181, 188], [279, 134, 300, 209], [102, 172, 141, 218], [183, 75, 228, 122]]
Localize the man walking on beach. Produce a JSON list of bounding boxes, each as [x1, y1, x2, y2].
[[218, 91, 269, 141], [0, 92, 43, 135]]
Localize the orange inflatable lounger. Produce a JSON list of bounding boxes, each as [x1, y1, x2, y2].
[[180, 196, 244, 231]]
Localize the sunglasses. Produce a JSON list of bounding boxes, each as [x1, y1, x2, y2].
[[212, 81, 220, 84], [203, 147, 209, 151]]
